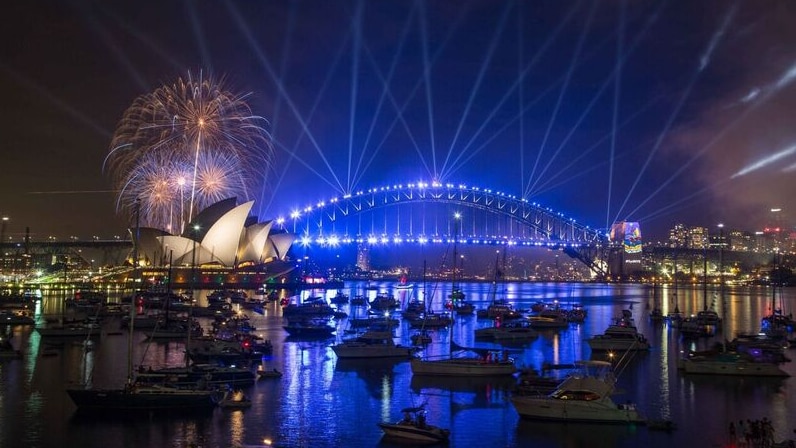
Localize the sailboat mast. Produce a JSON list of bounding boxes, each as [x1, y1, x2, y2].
[[718, 223, 725, 348], [127, 201, 140, 385], [452, 222, 457, 294], [702, 246, 708, 311]]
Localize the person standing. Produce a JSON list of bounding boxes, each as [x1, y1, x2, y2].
[[737, 420, 746, 448], [729, 421, 737, 446]]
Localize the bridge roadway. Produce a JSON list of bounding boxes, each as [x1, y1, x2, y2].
[[0, 239, 774, 272]]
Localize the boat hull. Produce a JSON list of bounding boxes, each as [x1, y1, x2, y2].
[[136, 365, 256, 388], [66, 387, 218, 410], [332, 345, 414, 359], [511, 396, 645, 424], [378, 423, 449, 443], [410, 357, 516, 376], [586, 338, 650, 351], [678, 358, 789, 377]]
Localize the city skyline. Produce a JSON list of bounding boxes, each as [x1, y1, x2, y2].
[[2, 1, 796, 242]]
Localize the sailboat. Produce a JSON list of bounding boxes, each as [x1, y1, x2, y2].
[[649, 282, 663, 322], [448, 217, 474, 315], [666, 255, 683, 325], [410, 215, 516, 377], [66, 212, 218, 411], [409, 261, 434, 345], [761, 257, 795, 338], [679, 250, 721, 338]]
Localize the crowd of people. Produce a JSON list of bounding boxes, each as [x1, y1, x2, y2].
[[728, 418, 795, 448]]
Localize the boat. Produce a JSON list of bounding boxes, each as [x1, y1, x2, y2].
[[408, 311, 452, 328], [649, 283, 664, 323], [369, 293, 399, 311], [528, 309, 569, 330], [402, 299, 426, 320], [513, 366, 570, 396], [677, 349, 789, 377], [0, 308, 35, 325], [511, 360, 646, 424], [218, 389, 252, 409], [678, 241, 790, 377], [378, 405, 450, 444], [67, 383, 219, 411], [35, 321, 102, 338], [65, 223, 218, 412], [282, 296, 334, 318], [134, 363, 256, 388], [332, 330, 415, 359], [282, 319, 336, 337], [566, 304, 588, 323], [761, 264, 795, 338], [0, 331, 22, 359], [447, 231, 471, 315], [491, 319, 538, 341], [647, 419, 677, 431], [411, 227, 516, 377], [411, 341, 516, 377], [146, 319, 202, 339], [256, 367, 283, 379], [410, 330, 432, 345], [395, 274, 414, 290], [330, 292, 349, 305], [476, 299, 521, 320], [586, 309, 650, 352], [350, 295, 367, 306]]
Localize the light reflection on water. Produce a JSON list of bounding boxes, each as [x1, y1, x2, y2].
[[0, 281, 793, 447]]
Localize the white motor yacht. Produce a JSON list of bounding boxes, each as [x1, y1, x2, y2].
[[511, 360, 645, 424], [586, 309, 650, 351]]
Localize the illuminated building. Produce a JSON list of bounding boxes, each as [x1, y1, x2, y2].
[[356, 244, 371, 272], [668, 223, 688, 248], [688, 227, 708, 249], [134, 198, 294, 268], [609, 221, 643, 278]]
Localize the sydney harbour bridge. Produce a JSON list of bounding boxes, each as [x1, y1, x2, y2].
[[0, 181, 629, 282]]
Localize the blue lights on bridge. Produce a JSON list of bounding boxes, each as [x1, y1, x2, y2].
[[278, 180, 607, 248], [297, 233, 591, 248]]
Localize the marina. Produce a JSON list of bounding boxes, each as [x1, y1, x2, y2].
[[1, 281, 795, 447]]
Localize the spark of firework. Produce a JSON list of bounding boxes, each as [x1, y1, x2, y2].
[[105, 72, 273, 233]]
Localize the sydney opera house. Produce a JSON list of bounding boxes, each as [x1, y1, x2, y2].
[[134, 198, 297, 287]]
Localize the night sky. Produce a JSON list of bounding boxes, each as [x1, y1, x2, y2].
[[2, 0, 795, 242]]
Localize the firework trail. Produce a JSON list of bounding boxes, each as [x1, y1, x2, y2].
[[104, 73, 273, 233]]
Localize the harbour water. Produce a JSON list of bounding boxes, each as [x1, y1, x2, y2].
[[1, 281, 795, 448]]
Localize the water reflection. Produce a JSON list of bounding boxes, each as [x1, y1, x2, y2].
[[0, 282, 794, 447]]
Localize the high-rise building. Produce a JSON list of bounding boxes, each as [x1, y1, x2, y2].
[[668, 223, 687, 248], [688, 227, 708, 249], [728, 229, 752, 252], [356, 244, 370, 272], [763, 208, 785, 253]]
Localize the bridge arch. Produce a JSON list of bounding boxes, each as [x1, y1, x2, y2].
[[277, 181, 610, 276]]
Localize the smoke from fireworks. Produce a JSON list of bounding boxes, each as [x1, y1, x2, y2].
[[104, 73, 273, 233]]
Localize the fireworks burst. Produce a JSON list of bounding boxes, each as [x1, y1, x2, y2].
[[105, 72, 273, 233]]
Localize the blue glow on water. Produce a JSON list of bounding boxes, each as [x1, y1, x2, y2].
[[0, 282, 794, 447]]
